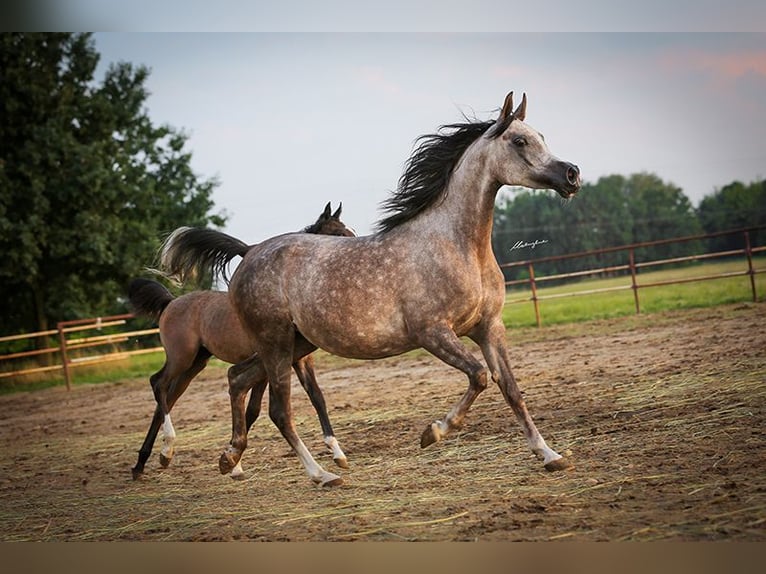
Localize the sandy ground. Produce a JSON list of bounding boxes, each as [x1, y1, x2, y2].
[[0, 303, 764, 541]]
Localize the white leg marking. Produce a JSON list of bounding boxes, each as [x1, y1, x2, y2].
[[161, 414, 176, 458], [529, 432, 562, 465], [229, 460, 245, 480], [324, 436, 348, 467], [430, 419, 449, 442], [294, 436, 342, 486]]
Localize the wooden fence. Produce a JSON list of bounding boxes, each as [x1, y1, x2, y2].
[[2, 226, 765, 388], [501, 226, 766, 327], [0, 314, 161, 390]]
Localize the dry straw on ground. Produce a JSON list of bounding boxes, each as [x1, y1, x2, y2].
[[0, 303, 764, 540]]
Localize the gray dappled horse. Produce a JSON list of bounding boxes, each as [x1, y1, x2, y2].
[[129, 203, 354, 480], [160, 92, 581, 486]]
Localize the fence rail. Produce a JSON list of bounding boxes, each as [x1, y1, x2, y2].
[[2, 226, 765, 388], [501, 226, 766, 326], [0, 314, 161, 389]]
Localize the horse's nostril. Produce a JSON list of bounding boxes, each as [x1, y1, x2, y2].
[[566, 165, 580, 186]]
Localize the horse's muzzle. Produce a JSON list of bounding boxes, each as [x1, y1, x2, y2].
[[560, 162, 581, 197]]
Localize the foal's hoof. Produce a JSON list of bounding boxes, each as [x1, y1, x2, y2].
[[159, 453, 172, 468], [219, 451, 239, 475], [420, 421, 443, 448], [334, 456, 349, 470], [544, 457, 574, 472], [131, 467, 144, 481]]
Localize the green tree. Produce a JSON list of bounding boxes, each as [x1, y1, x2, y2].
[[0, 33, 224, 337], [492, 173, 703, 278], [697, 180, 766, 251], [621, 172, 702, 261]]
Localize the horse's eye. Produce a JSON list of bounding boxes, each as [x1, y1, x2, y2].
[[512, 136, 528, 147]]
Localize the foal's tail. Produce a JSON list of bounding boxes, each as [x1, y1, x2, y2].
[[127, 278, 175, 322], [156, 227, 250, 286]]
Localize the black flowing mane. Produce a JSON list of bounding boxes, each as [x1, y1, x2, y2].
[[376, 119, 497, 233]]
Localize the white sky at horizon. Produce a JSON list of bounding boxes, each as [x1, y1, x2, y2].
[[90, 32, 766, 243]]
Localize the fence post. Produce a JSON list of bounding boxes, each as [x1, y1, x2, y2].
[[629, 248, 640, 314], [528, 262, 541, 327], [57, 322, 72, 391], [744, 230, 757, 302]]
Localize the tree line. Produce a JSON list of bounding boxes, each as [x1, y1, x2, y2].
[[2, 34, 764, 340], [1, 33, 223, 339], [492, 174, 766, 280]]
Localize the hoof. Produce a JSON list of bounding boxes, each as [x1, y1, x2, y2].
[[159, 453, 172, 468], [420, 422, 443, 448], [312, 472, 343, 487], [219, 451, 239, 475], [131, 467, 144, 481], [321, 475, 344, 488], [544, 457, 574, 472], [334, 456, 349, 470], [229, 461, 245, 481]]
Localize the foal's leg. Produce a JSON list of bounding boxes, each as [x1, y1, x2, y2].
[[417, 325, 491, 447], [132, 366, 168, 479], [158, 349, 211, 468], [293, 355, 349, 469], [474, 320, 571, 471]]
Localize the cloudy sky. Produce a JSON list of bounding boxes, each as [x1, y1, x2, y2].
[[80, 10, 766, 243]]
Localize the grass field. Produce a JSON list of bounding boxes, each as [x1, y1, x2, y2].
[[3, 257, 764, 393], [503, 258, 766, 327]]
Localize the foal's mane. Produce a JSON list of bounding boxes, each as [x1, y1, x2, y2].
[[375, 118, 499, 233]]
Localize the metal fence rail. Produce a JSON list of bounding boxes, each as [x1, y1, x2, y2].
[[501, 226, 766, 327]]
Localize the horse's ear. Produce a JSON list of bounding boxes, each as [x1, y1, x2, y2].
[[321, 202, 332, 220], [499, 91, 514, 122], [512, 93, 527, 122], [487, 91, 514, 138], [332, 202, 343, 219]]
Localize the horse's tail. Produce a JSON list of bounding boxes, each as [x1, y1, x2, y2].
[[156, 227, 250, 286], [127, 278, 175, 322]]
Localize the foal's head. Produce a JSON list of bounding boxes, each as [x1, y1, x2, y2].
[[303, 202, 356, 237], [485, 92, 581, 198]]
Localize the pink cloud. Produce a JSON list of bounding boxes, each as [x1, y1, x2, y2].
[[660, 48, 766, 82]]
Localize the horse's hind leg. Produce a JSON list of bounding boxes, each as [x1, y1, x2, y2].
[[224, 375, 269, 480], [293, 355, 348, 469], [268, 361, 343, 487], [133, 402, 165, 479], [474, 319, 571, 472], [219, 354, 267, 476], [416, 325, 490, 448], [159, 349, 211, 468], [132, 366, 169, 479]]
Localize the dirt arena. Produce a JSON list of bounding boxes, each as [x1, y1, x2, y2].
[[1, 303, 764, 541]]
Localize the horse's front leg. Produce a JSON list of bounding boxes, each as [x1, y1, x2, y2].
[[475, 320, 572, 471], [416, 325, 490, 447]]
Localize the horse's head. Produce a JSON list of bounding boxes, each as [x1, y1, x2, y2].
[[486, 92, 581, 198], [305, 202, 356, 237]]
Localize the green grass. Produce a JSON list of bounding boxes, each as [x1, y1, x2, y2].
[[4, 258, 764, 393], [503, 258, 766, 328]]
